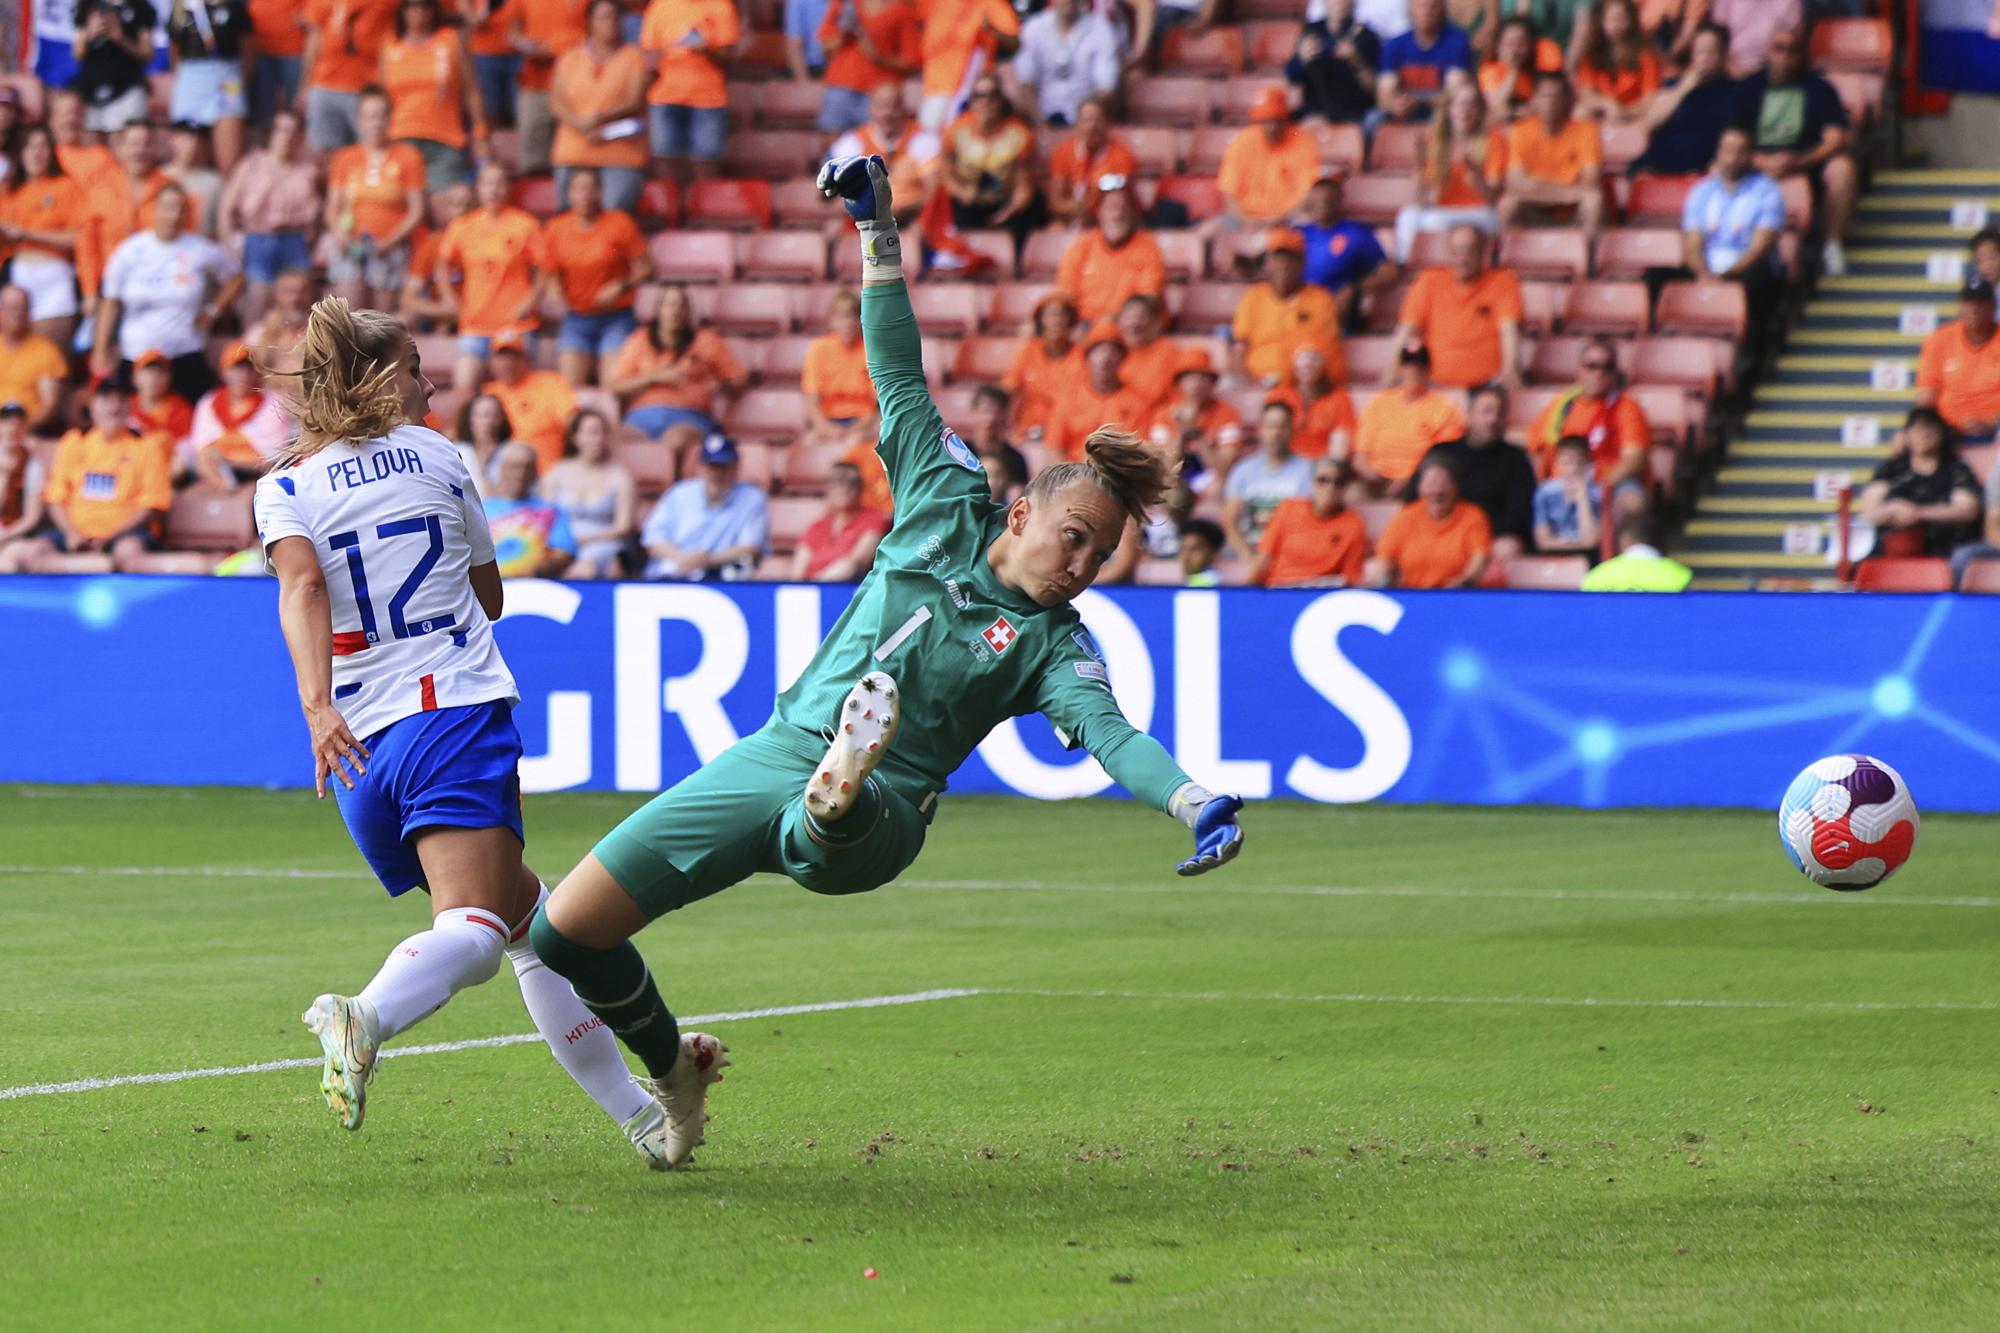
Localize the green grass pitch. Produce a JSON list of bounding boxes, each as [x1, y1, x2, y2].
[[3, 786, 1999, 1329]]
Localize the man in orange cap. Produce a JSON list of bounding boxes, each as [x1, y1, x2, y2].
[[1055, 184, 1166, 324], [1044, 323, 1155, 461], [1149, 346, 1243, 490], [483, 333, 579, 471], [191, 342, 292, 487], [1217, 88, 1321, 228], [1232, 227, 1342, 386]]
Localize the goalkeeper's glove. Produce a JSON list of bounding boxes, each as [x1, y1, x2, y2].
[[1176, 795, 1245, 877], [816, 153, 901, 268]]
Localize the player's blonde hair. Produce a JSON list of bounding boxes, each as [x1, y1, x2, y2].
[[268, 296, 410, 460], [1026, 426, 1179, 527]]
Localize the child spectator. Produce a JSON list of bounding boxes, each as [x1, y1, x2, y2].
[[1217, 88, 1323, 229], [484, 441, 579, 577], [803, 290, 880, 449], [816, 0, 920, 136], [1528, 335, 1649, 517], [538, 166, 651, 386], [1222, 400, 1314, 557], [550, 0, 649, 213], [1056, 185, 1164, 325], [1178, 516, 1225, 586], [641, 432, 767, 580], [191, 342, 290, 486], [791, 460, 891, 581], [1256, 458, 1369, 587], [640, 0, 739, 184], [1267, 344, 1356, 460], [437, 160, 547, 394], [1531, 434, 1602, 554], [325, 86, 428, 313], [1288, 0, 1382, 125], [1395, 81, 1505, 260], [1393, 221, 1522, 387], [0, 375, 169, 572], [540, 406, 639, 577], [1003, 291, 1082, 442], [1044, 95, 1134, 226], [1354, 340, 1464, 491], [607, 283, 747, 446], [484, 334, 578, 471], [1367, 458, 1492, 588], [1232, 228, 1342, 386], [380, 0, 486, 190]]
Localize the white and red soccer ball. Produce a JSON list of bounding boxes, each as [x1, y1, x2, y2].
[[1779, 754, 1919, 890]]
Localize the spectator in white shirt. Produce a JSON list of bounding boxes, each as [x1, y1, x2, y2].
[[1013, 0, 1122, 127], [92, 181, 243, 403]]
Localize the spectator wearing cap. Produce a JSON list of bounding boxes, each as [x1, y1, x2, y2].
[[301, 0, 399, 153], [640, 0, 740, 185], [379, 0, 487, 191], [1681, 124, 1785, 346], [1288, 0, 1383, 125], [1295, 176, 1400, 330], [94, 182, 242, 404], [1579, 514, 1692, 591], [1531, 435, 1603, 554], [1003, 291, 1082, 442], [1394, 222, 1522, 388], [1013, 0, 1120, 128], [608, 283, 748, 447], [1366, 457, 1492, 588], [1147, 347, 1241, 486], [1255, 458, 1370, 587], [537, 167, 652, 388], [0, 375, 169, 573], [77, 123, 206, 312], [1404, 381, 1535, 560], [484, 441, 579, 578], [914, 0, 1017, 134], [1917, 275, 2000, 440], [1044, 323, 1154, 462], [641, 433, 769, 581], [1114, 295, 1180, 416], [550, 0, 650, 214], [132, 350, 195, 464], [1045, 96, 1136, 227], [1268, 344, 1357, 460], [0, 403, 48, 550], [165, 0, 253, 172], [541, 407, 640, 578], [249, 0, 310, 131], [163, 122, 226, 240], [803, 290, 880, 449], [965, 384, 1029, 503], [1858, 408, 1981, 562], [792, 460, 891, 582], [1374, 0, 1474, 129], [1499, 72, 1604, 243], [513, 0, 593, 178], [191, 342, 290, 487], [1478, 16, 1563, 123], [1740, 26, 1855, 275], [73, 0, 159, 134], [218, 106, 318, 325], [0, 287, 69, 432], [1355, 340, 1465, 491], [1222, 400, 1315, 557], [827, 85, 941, 226], [815, 0, 920, 136], [0, 127, 86, 350], [438, 160, 548, 395], [1528, 334, 1649, 517], [324, 86, 428, 314], [941, 76, 1043, 241], [1055, 185, 1164, 325], [1232, 228, 1343, 386], [1217, 89, 1323, 229], [1396, 82, 1504, 261], [1631, 23, 1750, 177], [484, 334, 579, 472]]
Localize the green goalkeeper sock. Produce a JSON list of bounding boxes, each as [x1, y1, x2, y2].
[[528, 909, 681, 1080]]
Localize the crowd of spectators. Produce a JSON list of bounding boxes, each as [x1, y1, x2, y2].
[[0, 0, 1911, 591]]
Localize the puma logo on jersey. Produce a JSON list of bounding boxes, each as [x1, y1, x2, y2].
[[981, 616, 1017, 654]]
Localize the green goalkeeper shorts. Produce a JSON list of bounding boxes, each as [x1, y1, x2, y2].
[[592, 722, 932, 921]]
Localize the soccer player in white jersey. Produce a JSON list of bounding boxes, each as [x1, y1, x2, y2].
[[253, 296, 723, 1169]]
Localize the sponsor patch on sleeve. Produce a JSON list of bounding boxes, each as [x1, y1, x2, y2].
[[1074, 661, 1108, 683]]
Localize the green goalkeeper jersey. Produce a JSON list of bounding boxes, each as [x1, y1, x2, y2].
[[770, 280, 1194, 817]]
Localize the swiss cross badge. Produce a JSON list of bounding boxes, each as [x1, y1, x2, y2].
[[981, 615, 1017, 655]]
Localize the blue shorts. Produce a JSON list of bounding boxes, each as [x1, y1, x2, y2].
[[626, 404, 716, 439], [473, 54, 520, 126], [649, 103, 728, 161], [251, 53, 302, 128], [333, 699, 525, 896], [559, 308, 638, 355], [458, 331, 535, 361], [817, 86, 872, 133], [243, 231, 313, 285]]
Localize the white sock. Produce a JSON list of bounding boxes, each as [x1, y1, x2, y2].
[[357, 906, 509, 1040], [506, 884, 652, 1127]]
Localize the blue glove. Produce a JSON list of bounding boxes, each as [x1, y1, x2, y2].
[[1176, 795, 1244, 877], [816, 153, 895, 227]]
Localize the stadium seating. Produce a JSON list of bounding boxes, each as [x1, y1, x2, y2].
[[1854, 559, 1954, 593], [1654, 282, 1748, 340], [166, 490, 256, 551]]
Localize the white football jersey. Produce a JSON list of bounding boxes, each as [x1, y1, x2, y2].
[[253, 425, 519, 740]]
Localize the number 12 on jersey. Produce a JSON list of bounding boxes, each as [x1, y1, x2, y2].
[[328, 514, 456, 644]]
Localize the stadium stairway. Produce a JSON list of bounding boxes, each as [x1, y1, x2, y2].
[[1675, 169, 2000, 589]]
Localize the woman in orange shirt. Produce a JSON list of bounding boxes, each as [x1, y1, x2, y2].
[[639, 0, 739, 182], [381, 0, 487, 190], [1393, 82, 1506, 261], [1479, 17, 1563, 123], [1573, 0, 1662, 120], [605, 284, 748, 445], [325, 86, 429, 311], [941, 77, 1041, 242], [1266, 345, 1357, 461], [815, 0, 920, 136], [550, 0, 649, 212], [538, 167, 652, 386], [437, 160, 548, 393], [1001, 291, 1081, 444], [0, 126, 88, 346]]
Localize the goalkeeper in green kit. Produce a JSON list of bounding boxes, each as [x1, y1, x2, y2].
[[527, 155, 1247, 1169]]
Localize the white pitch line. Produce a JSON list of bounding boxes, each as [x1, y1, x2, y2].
[[3, 863, 1998, 910], [0, 988, 982, 1102], [984, 987, 2000, 1014]]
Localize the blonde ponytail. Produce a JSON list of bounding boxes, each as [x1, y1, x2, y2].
[[266, 296, 411, 460], [1026, 425, 1179, 527]]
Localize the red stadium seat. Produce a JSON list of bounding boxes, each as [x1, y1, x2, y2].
[[1854, 558, 1952, 593], [1369, 123, 1425, 173], [727, 131, 819, 181], [704, 283, 796, 335], [1811, 18, 1893, 73], [683, 178, 774, 230], [1169, 282, 1245, 334], [166, 488, 256, 551], [1123, 125, 1182, 177], [636, 179, 679, 229], [1517, 281, 1563, 336], [1155, 230, 1206, 283], [1626, 173, 1698, 226], [953, 335, 1016, 385], [25, 552, 115, 573], [986, 283, 1051, 333], [932, 385, 980, 432], [1505, 386, 1561, 434], [1207, 229, 1262, 278], [1631, 337, 1720, 394], [742, 79, 823, 130], [1594, 227, 1684, 280], [1503, 555, 1588, 589], [1626, 385, 1692, 451], [1343, 336, 1398, 384], [783, 442, 849, 494], [1655, 281, 1746, 339], [1958, 560, 2000, 593], [760, 334, 816, 382], [771, 177, 834, 228], [1357, 500, 1401, 541], [1499, 229, 1588, 281], [1341, 174, 1415, 226], [1161, 26, 1246, 75], [765, 496, 824, 553], [1019, 230, 1068, 283], [724, 389, 807, 446], [1600, 120, 1649, 172], [1183, 126, 1238, 176], [908, 284, 987, 337], [1527, 335, 1593, 385], [1307, 122, 1366, 176], [509, 175, 558, 216], [122, 552, 221, 574], [951, 229, 1017, 279], [731, 30, 791, 78], [648, 231, 737, 284], [1155, 175, 1224, 221], [739, 232, 827, 282], [613, 433, 677, 497], [1562, 280, 1651, 336], [1246, 20, 1303, 71], [1405, 230, 1451, 270], [1127, 78, 1216, 128], [922, 336, 959, 386]]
